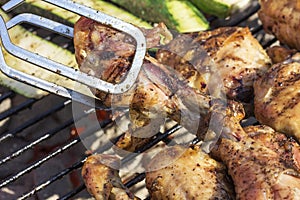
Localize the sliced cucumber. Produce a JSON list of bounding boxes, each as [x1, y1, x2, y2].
[[111, 0, 209, 33], [166, 1, 209, 32], [0, 0, 151, 28], [189, 0, 250, 18]]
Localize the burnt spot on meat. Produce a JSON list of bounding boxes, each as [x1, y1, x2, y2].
[[234, 87, 254, 103]]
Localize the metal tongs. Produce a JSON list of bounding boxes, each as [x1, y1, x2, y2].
[[0, 0, 146, 108]]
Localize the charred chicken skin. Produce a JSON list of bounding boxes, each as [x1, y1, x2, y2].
[[74, 16, 244, 148], [244, 125, 300, 171], [254, 53, 300, 142], [258, 0, 300, 50], [73, 16, 271, 106], [212, 124, 300, 200], [156, 26, 271, 102], [75, 16, 300, 200], [145, 145, 235, 200], [82, 125, 300, 200]]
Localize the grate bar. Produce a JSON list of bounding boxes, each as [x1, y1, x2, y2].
[[20, 123, 182, 199], [136, 124, 182, 153], [0, 91, 14, 103], [59, 184, 86, 200], [57, 124, 182, 199], [121, 124, 182, 165], [0, 108, 93, 166], [251, 24, 263, 35], [124, 173, 146, 188], [0, 133, 13, 142], [17, 119, 115, 199], [229, 2, 260, 26], [0, 98, 38, 121], [0, 113, 113, 188], [18, 158, 86, 200], [262, 37, 277, 48], [0, 100, 72, 142], [0, 138, 79, 188], [210, 1, 260, 28]]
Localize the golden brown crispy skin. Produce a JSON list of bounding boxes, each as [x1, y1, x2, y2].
[[214, 125, 300, 200], [76, 16, 300, 200], [156, 27, 271, 102], [259, 0, 300, 50], [74, 16, 238, 143], [244, 125, 300, 170], [145, 145, 235, 200], [254, 53, 300, 142], [82, 154, 139, 200]]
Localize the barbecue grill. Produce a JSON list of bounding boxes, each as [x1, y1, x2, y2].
[[0, 0, 278, 199]]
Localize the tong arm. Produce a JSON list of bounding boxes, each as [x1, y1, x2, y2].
[[1, 0, 147, 94], [0, 15, 108, 109], [0, 31, 102, 108]]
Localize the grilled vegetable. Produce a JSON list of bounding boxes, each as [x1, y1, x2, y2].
[[0, 0, 151, 28], [189, 0, 250, 18], [110, 0, 209, 32]]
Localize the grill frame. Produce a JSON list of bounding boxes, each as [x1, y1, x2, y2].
[[0, 1, 279, 199]]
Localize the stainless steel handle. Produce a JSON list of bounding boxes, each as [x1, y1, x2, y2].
[[1, 0, 147, 94]]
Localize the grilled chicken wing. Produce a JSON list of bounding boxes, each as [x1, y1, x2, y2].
[[244, 125, 300, 170], [75, 13, 300, 200], [212, 125, 300, 200], [254, 53, 300, 142], [82, 154, 139, 200], [74, 16, 244, 147], [156, 26, 271, 102], [145, 145, 235, 200], [259, 0, 300, 50]]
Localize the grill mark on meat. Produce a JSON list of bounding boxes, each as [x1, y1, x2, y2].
[[263, 63, 300, 106], [195, 27, 238, 55], [105, 57, 133, 83], [157, 26, 271, 105], [216, 55, 247, 64]]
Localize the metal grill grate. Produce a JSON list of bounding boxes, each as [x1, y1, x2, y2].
[[0, 1, 278, 199]]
